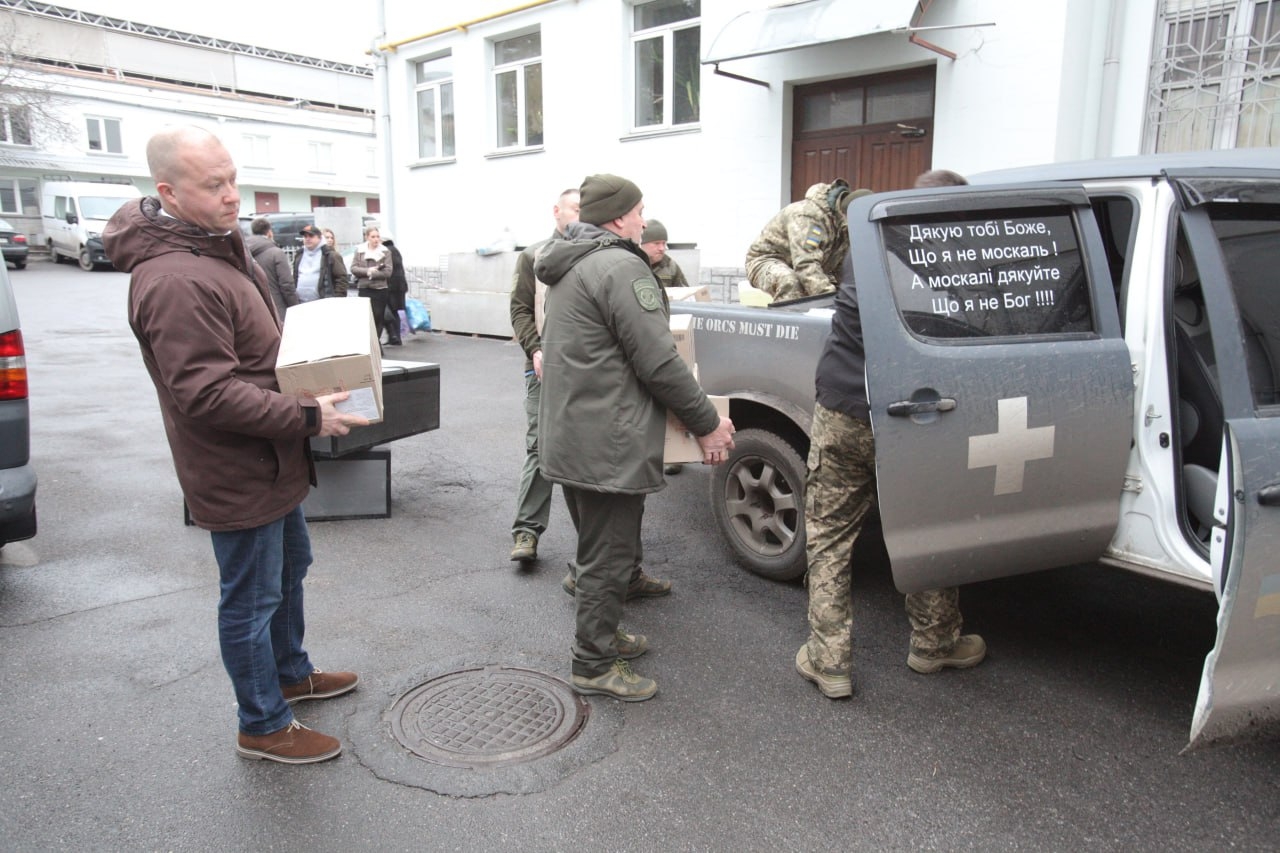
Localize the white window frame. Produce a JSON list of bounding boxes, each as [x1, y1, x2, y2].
[[490, 30, 543, 151], [308, 141, 334, 173], [414, 52, 455, 162], [242, 134, 271, 168], [0, 177, 37, 215], [85, 115, 123, 154], [0, 107, 32, 147], [630, 0, 701, 133], [1145, 0, 1279, 151]]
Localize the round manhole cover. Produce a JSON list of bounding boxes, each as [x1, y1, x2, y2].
[[389, 666, 589, 768]]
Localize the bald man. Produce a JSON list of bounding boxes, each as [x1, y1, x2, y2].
[[104, 127, 367, 765]]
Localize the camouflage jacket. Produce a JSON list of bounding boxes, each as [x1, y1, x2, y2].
[[744, 182, 849, 297]]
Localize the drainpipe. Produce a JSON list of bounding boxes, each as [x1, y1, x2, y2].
[[1095, 0, 1126, 158], [375, 0, 394, 236]]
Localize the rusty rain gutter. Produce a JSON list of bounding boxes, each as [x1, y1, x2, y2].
[[374, 0, 564, 53], [906, 0, 995, 60]]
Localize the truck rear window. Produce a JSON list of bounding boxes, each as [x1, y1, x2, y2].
[[880, 207, 1094, 339]]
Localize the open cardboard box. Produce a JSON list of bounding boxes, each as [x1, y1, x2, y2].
[[275, 297, 384, 423]]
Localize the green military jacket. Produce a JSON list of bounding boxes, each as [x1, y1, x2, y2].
[[651, 254, 689, 289], [509, 230, 559, 373], [536, 222, 720, 494]]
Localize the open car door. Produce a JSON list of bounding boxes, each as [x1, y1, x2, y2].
[[1174, 174, 1280, 749], [848, 186, 1133, 592]]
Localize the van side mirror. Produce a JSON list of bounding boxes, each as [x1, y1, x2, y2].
[[65, 213, 78, 225]]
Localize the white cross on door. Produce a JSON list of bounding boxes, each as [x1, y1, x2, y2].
[[967, 396, 1055, 496]]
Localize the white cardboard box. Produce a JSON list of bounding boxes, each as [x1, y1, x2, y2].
[[276, 297, 384, 423]]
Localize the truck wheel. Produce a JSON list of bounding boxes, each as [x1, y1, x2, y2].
[[78, 248, 96, 271], [710, 427, 807, 582]]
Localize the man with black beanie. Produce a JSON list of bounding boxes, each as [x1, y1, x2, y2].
[[535, 174, 736, 701]]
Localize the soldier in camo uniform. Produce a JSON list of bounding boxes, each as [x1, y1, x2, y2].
[[744, 180, 870, 301], [795, 249, 986, 699]]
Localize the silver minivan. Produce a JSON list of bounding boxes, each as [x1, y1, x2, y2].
[[0, 260, 36, 547]]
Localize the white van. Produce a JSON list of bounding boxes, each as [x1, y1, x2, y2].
[[41, 180, 141, 270]]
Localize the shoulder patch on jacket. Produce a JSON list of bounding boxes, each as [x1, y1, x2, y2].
[[633, 277, 662, 311], [803, 224, 825, 249]]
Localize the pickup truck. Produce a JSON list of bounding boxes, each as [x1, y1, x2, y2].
[[670, 148, 1280, 747]]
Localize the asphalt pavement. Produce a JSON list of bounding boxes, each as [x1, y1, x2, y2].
[[1, 259, 1277, 851]]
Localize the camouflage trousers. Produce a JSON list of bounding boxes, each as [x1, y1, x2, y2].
[[803, 403, 962, 674]]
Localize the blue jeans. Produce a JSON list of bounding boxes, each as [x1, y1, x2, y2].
[[210, 505, 314, 735]]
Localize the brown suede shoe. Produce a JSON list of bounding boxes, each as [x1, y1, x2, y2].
[[281, 669, 360, 704], [236, 720, 341, 764]]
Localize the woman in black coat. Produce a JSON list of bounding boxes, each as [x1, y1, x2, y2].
[[381, 233, 408, 345]]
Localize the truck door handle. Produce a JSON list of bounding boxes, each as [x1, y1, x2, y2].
[[887, 398, 957, 417], [1257, 485, 1280, 506]]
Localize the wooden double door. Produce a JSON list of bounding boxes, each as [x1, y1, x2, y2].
[[791, 67, 935, 201]]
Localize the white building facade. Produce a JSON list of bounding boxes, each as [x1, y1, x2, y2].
[[0, 0, 379, 252], [373, 0, 1277, 281]]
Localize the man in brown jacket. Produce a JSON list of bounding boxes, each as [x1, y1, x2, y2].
[[103, 126, 368, 765]]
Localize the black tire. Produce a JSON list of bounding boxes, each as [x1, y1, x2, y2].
[[709, 427, 807, 581], [78, 248, 96, 271], [12, 260, 24, 269]]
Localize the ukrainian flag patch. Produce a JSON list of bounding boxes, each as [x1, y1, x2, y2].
[[803, 224, 824, 249]]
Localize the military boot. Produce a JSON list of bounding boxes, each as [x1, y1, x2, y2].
[[794, 645, 853, 699], [907, 634, 987, 674], [561, 567, 672, 599], [615, 628, 649, 660], [510, 531, 538, 562], [571, 659, 657, 702]]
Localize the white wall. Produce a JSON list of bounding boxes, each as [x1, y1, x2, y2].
[[379, 0, 1163, 271]]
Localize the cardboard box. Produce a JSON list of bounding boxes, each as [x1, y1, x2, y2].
[[276, 297, 384, 423], [666, 285, 711, 302], [665, 395, 730, 464], [670, 312, 695, 369], [737, 280, 774, 307]]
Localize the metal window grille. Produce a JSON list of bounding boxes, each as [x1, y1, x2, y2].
[[1145, 0, 1279, 151]]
